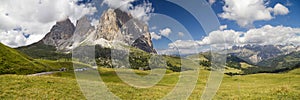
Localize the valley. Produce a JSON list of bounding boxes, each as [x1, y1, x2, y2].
[[1, 5, 300, 99]]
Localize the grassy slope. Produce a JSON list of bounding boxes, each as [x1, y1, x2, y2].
[[0, 43, 52, 75], [0, 43, 94, 75], [0, 67, 299, 99], [17, 41, 71, 60]]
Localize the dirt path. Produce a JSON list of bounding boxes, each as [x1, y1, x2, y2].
[[27, 67, 93, 76], [27, 71, 60, 76]]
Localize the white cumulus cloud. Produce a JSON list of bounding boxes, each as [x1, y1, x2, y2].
[[158, 39, 208, 55], [0, 0, 97, 47], [219, 0, 289, 27], [159, 28, 172, 37], [102, 0, 135, 11], [169, 40, 199, 49], [178, 32, 185, 37], [160, 25, 300, 55], [150, 32, 161, 40], [199, 30, 242, 45], [102, 0, 154, 23], [150, 28, 173, 40], [200, 25, 300, 46], [273, 3, 289, 15], [219, 25, 228, 30]]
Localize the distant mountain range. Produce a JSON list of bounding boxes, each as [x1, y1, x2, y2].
[[228, 44, 300, 64], [195, 44, 300, 75]]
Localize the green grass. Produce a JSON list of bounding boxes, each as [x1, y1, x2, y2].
[[0, 42, 92, 75], [0, 43, 52, 75], [2, 42, 300, 99], [17, 41, 71, 60], [0, 75, 85, 99], [0, 67, 299, 99], [214, 69, 300, 99]]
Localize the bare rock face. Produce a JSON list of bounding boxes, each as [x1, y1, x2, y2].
[[93, 9, 156, 53], [37, 8, 156, 53], [94, 9, 120, 41], [74, 16, 94, 38], [42, 18, 75, 51], [132, 32, 156, 53], [71, 16, 95, 48]]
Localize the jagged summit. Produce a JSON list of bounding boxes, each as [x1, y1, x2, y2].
[[92, 8, 156, 53], [42, 18, 75, 51], [26, 8, 156, 53]]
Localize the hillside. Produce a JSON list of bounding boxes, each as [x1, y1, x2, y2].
[[256, 51, 300, 72], [73, 44, 196, 72], [17, 41, 71, 60], [0, 43, 49, 74], [0, 43, 86, 75], [233, 51, 300, 74], [191, 51, 300, 75]]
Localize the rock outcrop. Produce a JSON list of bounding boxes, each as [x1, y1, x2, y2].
[[92, 9, 156, 53], [42, 18, 75, 51], [37, 8, 156, 53]]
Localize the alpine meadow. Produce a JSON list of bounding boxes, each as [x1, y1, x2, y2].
[[0, 0, 300, 99]]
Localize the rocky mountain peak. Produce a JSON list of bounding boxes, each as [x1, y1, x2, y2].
[[94, 9, 121, 41], [114, 9, 133, 25], [34, 8, 156, 53], [72, 16, 94, 44], [42, 18, 75, 51], [75, 16, 93, 36], [93, 8, 156, 53]]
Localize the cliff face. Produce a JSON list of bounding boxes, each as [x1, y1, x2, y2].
[[37, 8, 156, 53], [42, 18, 75, 51], [93, 9, 156, 53]]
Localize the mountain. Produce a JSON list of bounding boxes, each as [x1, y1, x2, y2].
[[17, 16, 93, 60], [17, 41, 71, 60], [71, 16, 95, 48], [236, 51, 300, 74], [195, 46, 300, 75], [258, 51, 300, 70], [18, 8, 156, 59], [42, 18, 76, 52], [84, 9, 156, 53], [17, 18, 76, 60], [228, 44, 300, 64]]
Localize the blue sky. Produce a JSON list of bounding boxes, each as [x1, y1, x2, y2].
[[80, 0, 220, 52], [135, 0, 300, 54], [1, 0, 299, 55], [211, 0, 300, 31]]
